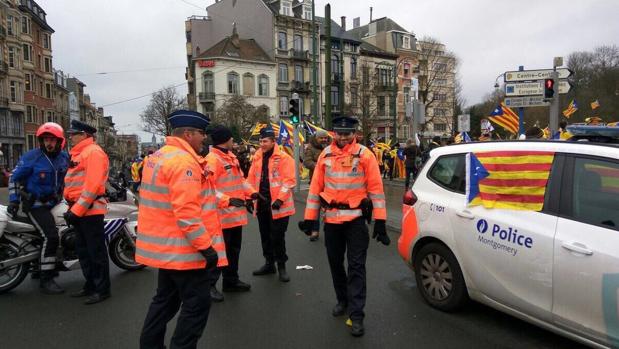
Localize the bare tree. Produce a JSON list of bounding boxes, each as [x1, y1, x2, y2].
[[140, 86, 187, 136], [213, 95, 269, 140], [346, 61, 385, 145]]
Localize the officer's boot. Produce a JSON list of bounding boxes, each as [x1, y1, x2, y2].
[[40, 271, 64, 295], [277, 262, 290, 282], [252, 261, 276, 276]]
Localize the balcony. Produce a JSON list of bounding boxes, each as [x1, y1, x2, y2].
[[198, 92, 215, 102], [291, 80, 310, 93], [375, 83, 395, 92], [289, 49, 309, 60]]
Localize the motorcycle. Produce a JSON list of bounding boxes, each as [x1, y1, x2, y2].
[[0, 181, 144, 294]]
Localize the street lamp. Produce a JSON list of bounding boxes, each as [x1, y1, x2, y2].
[[493, 73, 504, 89]]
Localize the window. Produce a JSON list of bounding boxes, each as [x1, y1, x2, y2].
[[350, 57, 357, 79], [203, 71, 214, 93], [9, 81, 18, 103], [378, 96, 386, 116], [242, 73, 255, 96], [8, 47, 16, 68], [435, 108, 446, 116], [433, 63, 447, 72], [293, 34, 303, 52], [279, 96, 288, 116], [402, 36, 411, 49], [304, 7, 312, 20], [22, 44, 31, 62], [278, 32, 287, 50], [379, 68, 390, 86], [27, 134, 35, 151], [350, 87, 358, 107], [435, 93, 447, 101], [44, 57, 52, 73], [7, 15, 14, 36], [26, 105, 34, 123], [42, 33, 50, 49], [294, 65, 303, 82], [258, 75, 269, 96], [227, 72, 239, 94], [203, 102, 215, 118], [434, 123, 447, 132], [281, 1, 292, 16], [21, 16, 30, 35], [435, 79, 448, 86], [568, 157, 619, 230], [331, 85, 339, 109], [25, 73, 32, 91], [428, 154, 466, 193], [45, 83, 52, 98], [362, 66, 369, 85], [279, 64, 288, 82], [403, 63, 410, 76], [330, 55, 339, 78]]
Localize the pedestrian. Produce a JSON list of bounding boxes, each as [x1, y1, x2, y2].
[[247, 126, 296, 282], [63, 120, 111, 305], [205, 125, 257, 302], [303, 129, 330, 242], [300, 116, 390, 337], [7, 122, 69, 294], [382, 149, 394, 180], [403, 139, 420, 189], [137, 110, 226, 349], [131, 154, 144, 192]]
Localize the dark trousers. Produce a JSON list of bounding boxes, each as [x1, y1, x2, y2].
[[324, 217, 369, 321], [140, 268, 212, 349], [404, 166, 417, 189], [256, 209, 289, 263], [27, 207, 59, 274], [210, 226, 243, 286], [73, 214, 110, 295]]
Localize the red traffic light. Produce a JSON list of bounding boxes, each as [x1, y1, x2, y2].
[[545, 79, 554, 89], [544, 78, 555, 99]]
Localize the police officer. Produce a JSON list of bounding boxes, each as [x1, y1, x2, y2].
[[301, 116, 390, 337], [137, 110, 225, 349], [63, 120, 111, 305], [247, 127, 296, 282], [7, 122, 69, 294]]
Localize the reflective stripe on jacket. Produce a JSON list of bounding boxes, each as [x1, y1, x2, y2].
[[64, 138, 109, 217], [304, 139, 386, 224], [205, 147, 255, 229], [136, 136, 227, 270], [247, 145, 296, 220]]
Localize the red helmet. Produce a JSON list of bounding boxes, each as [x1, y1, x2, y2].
[[36, 122, 66, 149]]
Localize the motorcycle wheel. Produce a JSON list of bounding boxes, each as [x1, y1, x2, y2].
[[108, 234, 145, 271], [0, 240, 30, 294]]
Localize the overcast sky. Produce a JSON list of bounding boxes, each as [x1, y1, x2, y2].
[[39, 0, 618, 140]]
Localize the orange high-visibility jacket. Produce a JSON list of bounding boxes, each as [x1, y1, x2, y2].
[[304, 139, 387, 224], [136, 137, 227, 270], [64, 137, 109, 217], [247, 145, 296, 219], [205, 147, 255, 229]]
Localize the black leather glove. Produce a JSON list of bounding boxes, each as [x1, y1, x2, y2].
[[63, 211, 79, 226], [271, 199, 283, 210], [200, 246, 218, 270], [298, 220, 316, 236], [7, 202, 19, 217], [245, 200, 254, 214], [372, 219, 390, 246], [252, 192, 267, 201], [229, 198, 245, 208]]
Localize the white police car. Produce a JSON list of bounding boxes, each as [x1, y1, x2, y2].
[[398, 133, 619, 348]]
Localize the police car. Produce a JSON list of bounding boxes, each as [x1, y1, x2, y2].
[[398, 129, 619, 348]]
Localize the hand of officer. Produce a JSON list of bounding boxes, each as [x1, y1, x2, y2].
[[271, 199, 283, 210], [245, 200, 254, 214], [200, 246, 219, 270], [252, 192, 267, 202], [63, 211, 79, 226], [229, 198, 245, 208], [372, 219, 390, 246], [298, 220, 316, 236], [7, 202, 19, 217]]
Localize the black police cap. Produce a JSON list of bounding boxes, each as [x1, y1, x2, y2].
[[67, 120, 97, 134], [332, 116, 359, 132]]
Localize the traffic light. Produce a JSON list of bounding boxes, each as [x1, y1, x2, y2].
[[289, 95, 300, 124], [544, 78, 555, 99]]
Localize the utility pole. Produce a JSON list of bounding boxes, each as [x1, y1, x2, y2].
[[392, 61, 398, 142], [517, 65, 525, 136], [324, 4, 332, 129], [311, 0, 318, 125], [339, 33, 344, 117], [291, 92, 301, 192]]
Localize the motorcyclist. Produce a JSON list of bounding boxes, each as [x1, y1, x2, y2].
[[7, 122, 69, 294]]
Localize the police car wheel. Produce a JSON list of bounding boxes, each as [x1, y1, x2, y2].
[[414, 243, 468, 312]]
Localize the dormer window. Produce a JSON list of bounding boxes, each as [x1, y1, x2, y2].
[[281, 1, 292, 16], [304, 5, 312, 20], [402, 36, 411, 49]]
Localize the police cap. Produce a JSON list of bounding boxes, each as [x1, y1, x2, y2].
[[332, 116, 359, 133], [67, 120, 97, 135], [259, 126, 276, 139], [168, 110, 211, 131]]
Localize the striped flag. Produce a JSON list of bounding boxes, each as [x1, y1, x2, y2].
[[488, 103, 519, 134], [591, 100, 601, 110], [467, 151, 555, 211], [562, 100, 578, 118], [454, 132, 471, 143]]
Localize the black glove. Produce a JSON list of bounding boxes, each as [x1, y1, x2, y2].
[[245, 200, 254, 214], [63, 211, 79, 226], [252, 192, 267, 201], [271, 199, 283, 210], [229, 198, 245, 208], [7, 202, 19, 217], [372, 219, 390, 246], [200, 246, 218, 270], [298, 220, 316, 236]]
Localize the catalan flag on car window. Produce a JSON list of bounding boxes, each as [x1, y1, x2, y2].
[[466, 151, 555, 211]]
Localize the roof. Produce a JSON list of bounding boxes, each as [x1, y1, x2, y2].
[[196, 31, 273, 63], [359, 41, 398, 59], [316, 16, 361, 43], [347, 17, 411, 41]]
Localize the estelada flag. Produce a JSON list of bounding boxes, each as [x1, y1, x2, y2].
[[591, 100, 601, 110], [488, 103, 519, 134], [467, 151, 555, 211]]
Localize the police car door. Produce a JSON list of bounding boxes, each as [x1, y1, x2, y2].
[[552, 154, 619, 345], [449, 154, 559, 322]]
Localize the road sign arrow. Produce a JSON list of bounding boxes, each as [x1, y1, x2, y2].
[[504, 68, 573, 82]]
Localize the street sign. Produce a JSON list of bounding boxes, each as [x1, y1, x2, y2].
[[457, 114, 470, 132], [504, 68, 573, 82], [504, 96, 550, 108], [505, 80, 572, 96]]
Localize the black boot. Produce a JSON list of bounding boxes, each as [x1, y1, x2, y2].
[[210, 286, 224, 302], [351, 319, 365, 337], [252, 261, 276, 276], [277, 262, 290, 282], [40, 272, 64, 295], [332, 302, 347, 317], [222, 279, 251, 292]]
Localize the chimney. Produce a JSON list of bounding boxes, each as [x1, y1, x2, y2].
[[353, 17, 360, 29], [340, 16, 346, 31], [370, 7, 373, 22], [231, 22, 240, 48]]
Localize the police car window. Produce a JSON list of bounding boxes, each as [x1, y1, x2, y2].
[[428, 154, 465, 193], [570, 157, 619, 230]]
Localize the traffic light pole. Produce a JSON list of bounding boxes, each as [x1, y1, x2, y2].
[[549, 71, 560, 135], [293, 124, 301, 193]]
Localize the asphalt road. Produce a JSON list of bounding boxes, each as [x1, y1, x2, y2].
[[0, 187, 585, 349]]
